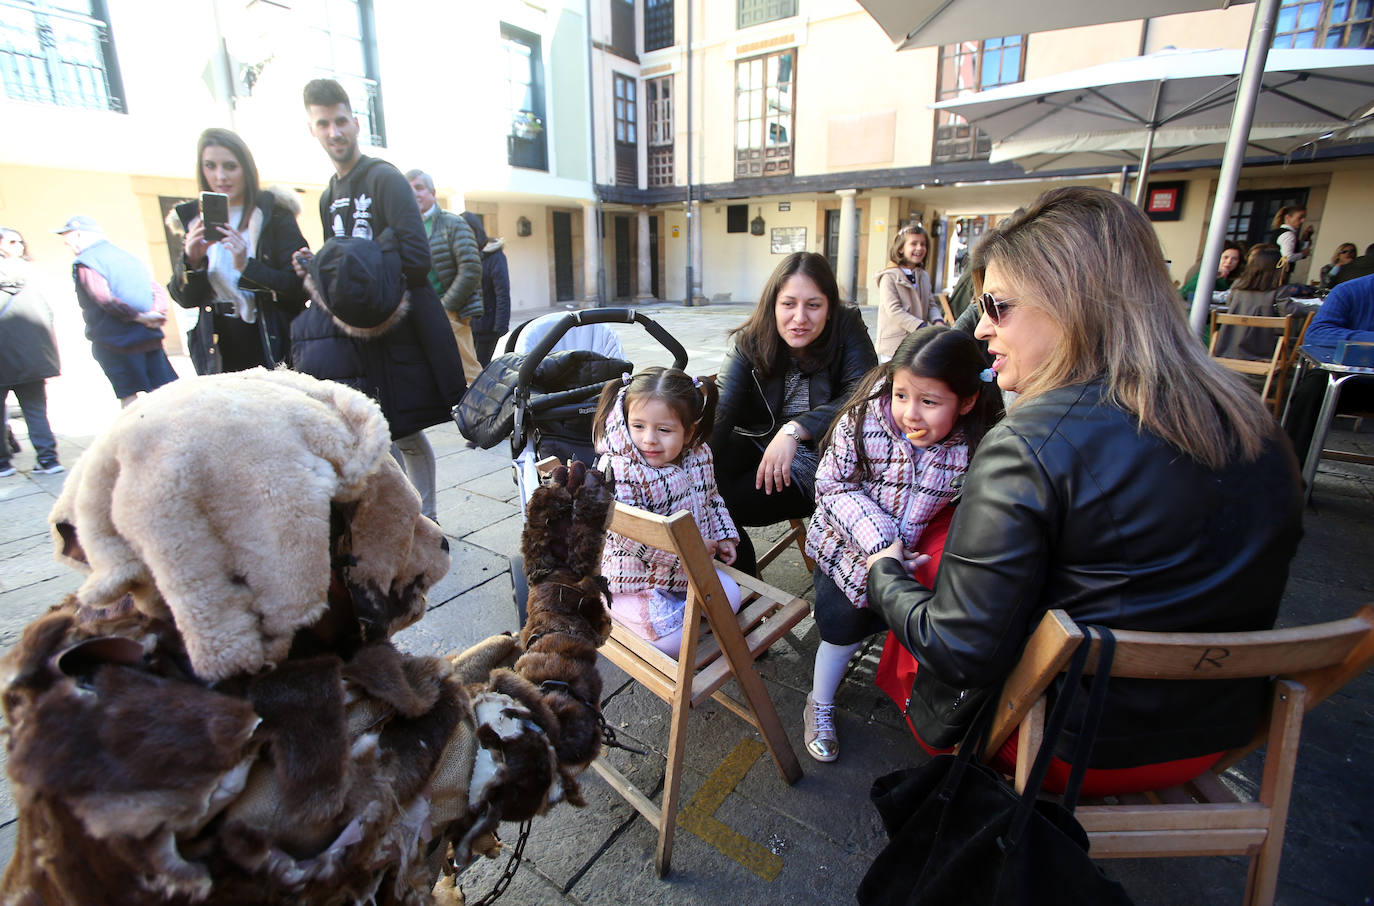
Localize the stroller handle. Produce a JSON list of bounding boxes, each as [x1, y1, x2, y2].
[[514, 308, 688, 392]]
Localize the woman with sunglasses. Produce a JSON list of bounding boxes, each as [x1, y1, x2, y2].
[[866, 187, 1302, 796], [711, 252, 877, 575]]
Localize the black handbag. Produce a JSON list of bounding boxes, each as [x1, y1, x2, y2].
[[857, 626, 1135, 906]]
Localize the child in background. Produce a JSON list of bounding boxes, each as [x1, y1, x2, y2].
[[874, 223, 942, 359], [802, 327, 1002, 761], [594, 367, 743, 658]]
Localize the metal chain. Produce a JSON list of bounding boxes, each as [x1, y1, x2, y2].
[[461, 819, 532, 906]]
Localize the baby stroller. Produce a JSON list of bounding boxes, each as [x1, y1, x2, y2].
[[454, 307, 687, 509]]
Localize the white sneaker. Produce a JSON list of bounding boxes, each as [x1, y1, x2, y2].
[[804, 693, 839, 762], [34, 462, 65, 475], [0, 465, 14, 478]]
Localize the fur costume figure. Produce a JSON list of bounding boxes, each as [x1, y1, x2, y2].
[[1, 373, 615, 905]]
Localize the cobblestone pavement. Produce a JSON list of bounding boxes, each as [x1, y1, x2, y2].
[[0, 300, 1370, 905]]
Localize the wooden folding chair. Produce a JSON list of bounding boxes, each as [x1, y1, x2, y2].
[[937, 292, 956, 324], [983, 606, 1374, 906], [1209, 311, 1295, 416], [1272, 310, 1315, 416], [755, 517, 815, 571], [531, 456, 808, 876]]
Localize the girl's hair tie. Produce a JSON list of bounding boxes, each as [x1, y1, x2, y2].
[[979, 367, 997, 384], [692, 376, 702, 389], [621, 372, 632, 386]]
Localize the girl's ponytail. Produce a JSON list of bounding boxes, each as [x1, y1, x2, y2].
[[692, 376, 719, 449]]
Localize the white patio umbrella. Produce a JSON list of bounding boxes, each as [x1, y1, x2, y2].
[[930, 47, 1374, 200], [991, 122, 1335, 173], [855, 0, 1360, 335], [858, 0, 1243, 50]]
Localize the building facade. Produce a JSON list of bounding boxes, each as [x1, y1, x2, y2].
[[0, 0, 603, 350], [3, 0, 1371, 335], [586, 0, 1374, 307]]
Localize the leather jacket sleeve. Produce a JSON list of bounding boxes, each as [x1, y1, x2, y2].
[[241, 203, 308, 319], [711, 340, 753, 443], [867, 420, 1052, 688]]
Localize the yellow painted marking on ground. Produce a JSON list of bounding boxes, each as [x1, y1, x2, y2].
[[677, 737, 783, 881]]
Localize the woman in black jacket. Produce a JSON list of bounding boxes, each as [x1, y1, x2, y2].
[[170, 128, 307, 372], [868, 187, 1302, 794], [711, 252, 877, 574]]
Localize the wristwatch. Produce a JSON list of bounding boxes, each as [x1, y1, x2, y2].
[[781, 422, 801, 442]]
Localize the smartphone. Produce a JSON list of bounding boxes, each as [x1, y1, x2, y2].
[[201, 191, 230, 242]]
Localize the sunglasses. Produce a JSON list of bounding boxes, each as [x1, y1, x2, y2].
[[976, 292, 1018, 325]]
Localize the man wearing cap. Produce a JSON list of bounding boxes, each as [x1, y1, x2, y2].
[[57, 216, 177, 407], [291, 78, 463, 522]]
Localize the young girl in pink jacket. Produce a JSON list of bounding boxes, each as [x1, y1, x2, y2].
[[594, 367, 742, 657], [803, 327, 1002, 761]]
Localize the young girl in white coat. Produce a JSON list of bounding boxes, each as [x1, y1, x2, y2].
[[803, 327, 1002, 761], [594, 367, 743, 658], [875, 224, 943, 359]]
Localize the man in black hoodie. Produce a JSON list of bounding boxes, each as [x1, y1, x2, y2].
[[292, 78, 464, 523]]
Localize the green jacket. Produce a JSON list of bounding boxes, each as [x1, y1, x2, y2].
[[425, 208, 482, 319]]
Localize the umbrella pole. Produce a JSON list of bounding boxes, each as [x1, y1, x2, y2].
[[1189, 0, 1280, 338], [1132, 85, 1164, 208]]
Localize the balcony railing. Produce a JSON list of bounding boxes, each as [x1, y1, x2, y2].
[[324, 72, 386, 147], [0, 0, 122, 112]]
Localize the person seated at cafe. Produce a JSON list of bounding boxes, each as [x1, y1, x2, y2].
[[711, 252, 877, 576], [1329, 243, 1374, 288], [1178, 239, 1244, 304], [1284, 272, 1374, 468], [1212, 244, 1285, 361], [1321, 243, 1358, 290], [867, 186, 1302, 796]]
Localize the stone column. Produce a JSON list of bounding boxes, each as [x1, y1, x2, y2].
[[582, 200, 602, 307], [836, 189, 858, 303], [636, 206, 654, 301]]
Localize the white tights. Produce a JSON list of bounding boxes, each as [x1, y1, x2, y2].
[[811, 640, 862, 706]]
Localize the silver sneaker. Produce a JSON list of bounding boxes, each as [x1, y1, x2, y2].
[[804, 693, 839, 762]]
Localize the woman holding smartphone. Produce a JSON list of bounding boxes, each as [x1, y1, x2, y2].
[[170, 128, 307, 373]]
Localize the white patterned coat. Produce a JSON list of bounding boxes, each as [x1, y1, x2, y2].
[[806, 388, 968, 608], [596, 387, 738, 597]]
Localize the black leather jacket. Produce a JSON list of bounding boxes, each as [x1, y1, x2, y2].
[[712, 305, 877, 445], [869, 381, 1303, 768]]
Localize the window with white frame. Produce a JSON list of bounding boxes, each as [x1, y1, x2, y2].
[[614, 72, 637, 186], [648, 75, 673, 186], [933, 35, 1025, 164], [734, 48, 794, 178], [300, 0, 386, 146], [737, 0, 796, 29], [0, 0, 125, 112], [502, 24, 548, 171]]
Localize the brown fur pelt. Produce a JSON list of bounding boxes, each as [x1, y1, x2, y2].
[[513, 461, 615, 771]]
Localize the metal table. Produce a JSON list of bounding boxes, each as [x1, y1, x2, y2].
[[1282, 345, 1374, 504]]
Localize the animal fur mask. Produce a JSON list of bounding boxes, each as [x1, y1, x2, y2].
[[48, 368, 449, 682]]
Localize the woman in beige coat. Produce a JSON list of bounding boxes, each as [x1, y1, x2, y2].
[[875, 224, 942, 358]]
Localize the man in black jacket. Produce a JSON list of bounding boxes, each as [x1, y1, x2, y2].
[[292, 78, 464, 522]]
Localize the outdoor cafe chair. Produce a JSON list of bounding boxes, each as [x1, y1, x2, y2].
[[534, 458, 807, 876], [1209, 311, 1295, 416], [979, 607, 1374, 906]]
